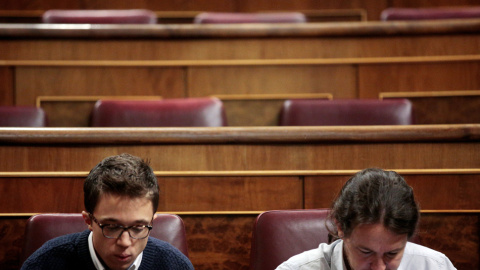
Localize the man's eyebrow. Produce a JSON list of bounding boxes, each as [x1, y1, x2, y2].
[[99, 218, 119, 223], [387, 247, 403, 253], [99, 218, 150, 225], [357, 246, 373, 252]]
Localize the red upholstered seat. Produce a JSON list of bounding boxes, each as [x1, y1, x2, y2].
[[249, 209, 422, 270], [42, 9, 157, 24], [279, 99, 413, 126], [250, 209, 331, 270], [90, 98, 227, 127], [194, 12, 306, 24], [381, 6, 480, 21], [0, 106, 47, 127], [21, 213, 189, 264]]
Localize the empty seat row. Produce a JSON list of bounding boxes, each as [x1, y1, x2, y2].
[[381, 6, 480, 21], [0, 98, 414, 127], [42, 10, 306, 24], [41, 7, 480, 24]]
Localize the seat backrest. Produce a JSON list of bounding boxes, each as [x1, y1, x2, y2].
[[0, 106, 47, 127], [42, 9, 157, 24], [250, 209, 331, 270], [21, 213, 189, 264], [279, 99, 413, 126], [381, 6, 480, 21], [91, 98, 227, 127], [194, 12, 306, 24]]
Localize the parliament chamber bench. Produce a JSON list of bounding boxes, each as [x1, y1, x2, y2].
[[0, 125, 478, 269], [32, 90, 480, 127], [0, 9, 366, 24], [2, 20, 480, 121], [1, 0, 480, 20]]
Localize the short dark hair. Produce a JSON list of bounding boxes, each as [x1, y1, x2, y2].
[[330, 168, 419, 239], [84, 153, 159, 214]]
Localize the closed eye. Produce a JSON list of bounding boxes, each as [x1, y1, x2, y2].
[[359, 249, 373, 255], [386, 251, 399, 258]]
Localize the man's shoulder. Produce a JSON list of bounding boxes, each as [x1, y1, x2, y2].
[[28, 230, 87, 255], [21, 230, 91, 269], [401, 242, 457, 269], [275, 240, 342, 270], [141, 237, 194, 269]]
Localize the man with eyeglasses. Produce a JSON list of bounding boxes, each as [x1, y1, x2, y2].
[[21, 153, 194, 270]]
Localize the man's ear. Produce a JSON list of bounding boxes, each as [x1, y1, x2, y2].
[[335, 220, 344, 239], [82, 211, 93, 231]]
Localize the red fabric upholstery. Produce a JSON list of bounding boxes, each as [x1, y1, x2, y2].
[[250, 209, 422, 270], [21, 213, 189, 264], [381, 6, 480, 21], [42, 9, 157, 24], [250, 209, 331, 270], [0, 106, 47, 127], [279, 99, 413, 126], [194, 12, 306, 24], [90, 98, 227, 127]]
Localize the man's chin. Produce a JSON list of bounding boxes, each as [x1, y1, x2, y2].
[[106, 255, 134, 270]]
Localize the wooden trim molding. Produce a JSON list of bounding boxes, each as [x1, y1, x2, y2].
[[36, 95, 163, 107], [3, 55, 480, 68], [1, 168, 479, 178], [2, 209, 479, 218], [212, 93, 333, 100], [0, 124, 480, 145], [380, 90, 480, 99], [0, 124, 479, 144]]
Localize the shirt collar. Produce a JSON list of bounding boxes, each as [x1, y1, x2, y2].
[[330, 239, 346, 270], [87, 231, 143, 270]]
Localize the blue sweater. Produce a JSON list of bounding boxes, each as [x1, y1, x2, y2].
[[21, 230, 194, 270]]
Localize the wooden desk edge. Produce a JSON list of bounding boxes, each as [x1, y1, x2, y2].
[[0, 125, 479, 144], [2, 19, 480, 38]]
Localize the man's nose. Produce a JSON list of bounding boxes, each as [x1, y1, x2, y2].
[[371, 257, 387, 270], [117, 230, 132, 247]]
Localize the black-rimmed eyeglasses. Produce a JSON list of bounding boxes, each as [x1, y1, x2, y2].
[[89, 213, 153, 239]]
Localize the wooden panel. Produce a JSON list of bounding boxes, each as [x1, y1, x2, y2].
[[222, 99, 285, 126], [159, 176, 303, 211], [418, 214, 479, 269], [15, 67, 185, 106], [406, 174, 480, 209], [183, 214, 254, 270], [396, 95, 480, 124], [41, 100, 96, 127], [4, 34, 480, 61], [304, 174, 480, 210], [0, 142, 478, 172], [188, 66, 356, 98], [358, 62, 480, 98], [0, 177, 84, 213], [0, 67, 14, 105], [0, 126, 479, 171], [0, 216, 29, 270], [0, 176, 302, 213]]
